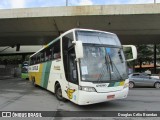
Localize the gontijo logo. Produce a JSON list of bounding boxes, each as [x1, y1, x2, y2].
[[29, 65, 40, 72]]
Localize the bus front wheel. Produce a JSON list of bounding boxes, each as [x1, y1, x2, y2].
[[55, 83, 65, 101]]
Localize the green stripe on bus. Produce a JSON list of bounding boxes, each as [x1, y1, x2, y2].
[[108, 81, 125, 87], [41, 63, 47, 87], [114, 82, 120, 87], [43, 61, 52, 88], [108, 82, 115, 87]]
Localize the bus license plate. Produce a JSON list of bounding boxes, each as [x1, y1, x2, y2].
[[107, 95, 115, 99]]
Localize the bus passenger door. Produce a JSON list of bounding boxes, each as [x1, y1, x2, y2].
[[67, 47, 79, 103]]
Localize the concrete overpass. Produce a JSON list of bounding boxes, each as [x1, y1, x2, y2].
[[0, 3, 160, 48]]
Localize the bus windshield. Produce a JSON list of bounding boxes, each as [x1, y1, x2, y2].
[[76, 30, 127, 82], [80, 46, 128, 82]]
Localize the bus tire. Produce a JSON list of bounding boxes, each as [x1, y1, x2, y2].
[[55, 83, 65, 101]]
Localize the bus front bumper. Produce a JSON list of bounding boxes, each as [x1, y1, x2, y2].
[[78, 87, 129, 105]]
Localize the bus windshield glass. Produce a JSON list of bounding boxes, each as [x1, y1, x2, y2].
[[80, 46, 128, 82], [76, 30, 121, 46], [76, 30, 127, 82]]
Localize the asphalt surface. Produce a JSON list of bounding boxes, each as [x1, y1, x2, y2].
[[0, 78, 160, 120]]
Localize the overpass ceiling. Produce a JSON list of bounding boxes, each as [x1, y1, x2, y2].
[[0, 4, 160, 46]]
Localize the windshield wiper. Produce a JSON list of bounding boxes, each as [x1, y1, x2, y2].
[[97, 55, 111, 82], [98, 53, 124, 82], [108, 54, 123, 80]]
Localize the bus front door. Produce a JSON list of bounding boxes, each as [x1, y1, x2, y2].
[[67, 47, 79, 103]]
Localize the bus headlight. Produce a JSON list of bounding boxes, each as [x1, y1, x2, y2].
[[123, 83, 129, 89], [79, 86, 97, 92]]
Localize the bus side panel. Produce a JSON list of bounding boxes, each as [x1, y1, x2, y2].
[[47, 60, 62, 92], [29, 64, 43, 86], [29, 72, 34, 81], [47, 60, 69, 99], [35, 64, 43, 86], [40, 61, 52, 89]]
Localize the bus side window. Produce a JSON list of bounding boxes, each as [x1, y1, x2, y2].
[[37, 53, 41, 63], [54, 53, 60, 59], [51, 47, 54, 59], [68, 48, 78, 84], [45, 47, 52, 61], [45, 51, 48, 61], [33, 56, 36, 64], [50, 40, 61, 60], [40, 51, 45, 62], [49, 48, 52, 60], [30, 58, 32, 65]]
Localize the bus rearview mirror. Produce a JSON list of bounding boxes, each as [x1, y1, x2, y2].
[[122, 45, 137, 62], [73, 41, 84, 59]]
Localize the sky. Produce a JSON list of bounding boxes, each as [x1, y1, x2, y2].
[[0, 0, 160, 9]]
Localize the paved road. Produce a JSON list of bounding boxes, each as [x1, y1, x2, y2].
[[0, 78, 160, 120]]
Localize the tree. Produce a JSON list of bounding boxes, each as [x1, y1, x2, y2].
[[135, 44, 153, 71]]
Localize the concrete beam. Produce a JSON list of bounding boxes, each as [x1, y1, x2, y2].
[[0, 45, 44, 54], [0, 4, 160, 47], [0, 4, 160, 19]]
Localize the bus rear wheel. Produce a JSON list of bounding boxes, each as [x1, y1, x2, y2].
[[55, 83, 65, 101]]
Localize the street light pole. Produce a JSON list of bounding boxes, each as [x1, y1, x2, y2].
[[154, 0, 156, 4]]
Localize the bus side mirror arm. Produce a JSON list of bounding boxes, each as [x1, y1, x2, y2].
[[72, 41, 84, 59]]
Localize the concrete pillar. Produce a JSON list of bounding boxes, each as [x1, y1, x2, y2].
[[154, 44, 157, 74]]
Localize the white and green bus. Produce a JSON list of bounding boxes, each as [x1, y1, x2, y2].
[[29, 28, 137, 105]]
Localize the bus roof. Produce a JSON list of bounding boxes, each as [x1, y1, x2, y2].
[[30, 28, 116, 58], [62, 28, 115, 36]]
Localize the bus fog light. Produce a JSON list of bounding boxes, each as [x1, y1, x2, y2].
[[79, 86, 96, 92]]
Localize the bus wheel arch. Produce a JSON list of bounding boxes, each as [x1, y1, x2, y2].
[[55, 82, 65, 101]]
